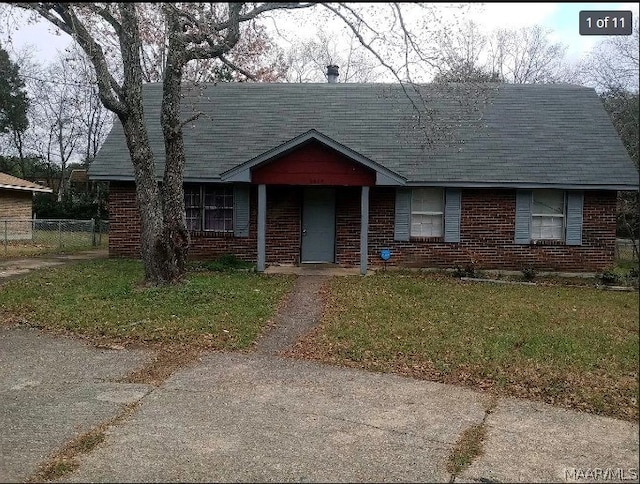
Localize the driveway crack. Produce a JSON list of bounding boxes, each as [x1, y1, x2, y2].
[[26, 390, 154, 483], [448, 396, 498, 483]]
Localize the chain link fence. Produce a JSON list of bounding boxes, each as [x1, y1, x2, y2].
[[616, 238, 639, 262], [1, 219, 109, 258]]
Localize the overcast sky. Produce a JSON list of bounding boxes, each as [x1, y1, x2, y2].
[[5, 2, 639, 66]]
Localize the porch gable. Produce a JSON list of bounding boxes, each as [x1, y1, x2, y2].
[[220, 129, 405, 186]]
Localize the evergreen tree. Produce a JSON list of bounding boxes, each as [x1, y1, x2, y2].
[[0, 44, 29, 137]]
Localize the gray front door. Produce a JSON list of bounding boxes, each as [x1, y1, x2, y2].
[[301, 188, 336, 263]]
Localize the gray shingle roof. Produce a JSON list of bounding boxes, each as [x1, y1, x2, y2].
[[90, 82, 639, 189]]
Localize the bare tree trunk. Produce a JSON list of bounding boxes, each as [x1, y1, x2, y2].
[[118, 3, 179, 285], [157, 11, 191, 280], [119, 113, 168, 282]]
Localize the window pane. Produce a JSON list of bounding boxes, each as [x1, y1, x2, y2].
[[204, 207, 234, 232], [412, 188, 443, 213], [186, 208, 201, 231], [204, 187, 233, 208], [411, 214, 443, 237], [532, 216, 563, 240], [184, 186, 200, 208], [533, 190, 564, 215], [199, 186, 235, 232]]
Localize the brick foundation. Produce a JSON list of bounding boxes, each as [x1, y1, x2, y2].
[[108, 183, 617, 271]]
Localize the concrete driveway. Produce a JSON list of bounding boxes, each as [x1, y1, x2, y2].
[[1, 325, 638, 483], [0, 325, 153, 483]]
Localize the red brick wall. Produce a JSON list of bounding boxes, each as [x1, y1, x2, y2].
[[109, 183, 301, 264], [109, 183, 617, 271], [367, 188, 616, 271], [335, 187, 361, 266], [265, 186, 301, 264], [108, 183, 141, 258]]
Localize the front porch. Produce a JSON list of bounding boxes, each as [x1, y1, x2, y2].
[[219, 130, 405, 275], [263, 263, 369, 276], [257, 184, 371, 275]]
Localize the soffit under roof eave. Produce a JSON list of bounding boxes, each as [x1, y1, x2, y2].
[[404, 181, 640, 190], [0, 183, 52, 193]]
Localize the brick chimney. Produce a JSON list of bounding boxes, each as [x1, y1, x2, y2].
[[327, 65, 339, 83]]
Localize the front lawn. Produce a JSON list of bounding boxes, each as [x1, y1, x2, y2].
[[0, 259, 294, 350], [287, 272, 639, 421]]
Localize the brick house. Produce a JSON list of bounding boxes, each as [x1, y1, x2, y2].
[[0, 172, 52, 240], [90, 81, 638, 274]]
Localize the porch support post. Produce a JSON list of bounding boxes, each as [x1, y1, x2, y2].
[[257, 184, 266, 272], [360, 186, 369, 275]]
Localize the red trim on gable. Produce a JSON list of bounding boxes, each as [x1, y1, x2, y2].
[[251, 141, 375, 186]]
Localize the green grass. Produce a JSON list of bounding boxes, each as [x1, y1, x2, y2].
[[0, 259, 294, 349], [295, 272, 639, 421]]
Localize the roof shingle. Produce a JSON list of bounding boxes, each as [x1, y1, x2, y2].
[[90, 82, 639, 189], [0, 172, 52, 193]]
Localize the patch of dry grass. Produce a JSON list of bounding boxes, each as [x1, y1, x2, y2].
[[0, 259, 295, 350], [447, 424, 487, 476]]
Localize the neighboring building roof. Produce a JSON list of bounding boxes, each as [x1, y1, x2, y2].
[[68, 169, 88, 184], [90, 82, 639, 190], [0, 172, 53, 193]]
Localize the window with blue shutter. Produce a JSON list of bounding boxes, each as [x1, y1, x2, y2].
[[444, 188, 461, 243], [514, 190, 533, 244], [394, 188, 411, 241], [514, 189, 583, 245], [565, 191, 584, 246], [395, 188, 461, 242], [233, 185, 250, 237]]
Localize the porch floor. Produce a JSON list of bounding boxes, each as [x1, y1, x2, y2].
[[264, 263, 371, 276]]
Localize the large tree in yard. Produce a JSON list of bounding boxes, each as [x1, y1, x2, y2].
[[12, 2, 449, 284], [13, 2, 310, 284]]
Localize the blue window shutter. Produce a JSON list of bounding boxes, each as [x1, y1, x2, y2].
[[566, 191, 583, 246], [444, 188, 461, 243], [394, 188, 411, 242], [515, 190, 532, 244], [233, 185, 250, 237]]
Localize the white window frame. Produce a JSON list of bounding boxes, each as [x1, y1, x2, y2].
[[411, 188, 444, 238], [531, 190, 566, 242]]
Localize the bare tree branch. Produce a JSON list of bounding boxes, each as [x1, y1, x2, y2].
[[219, 54, 257, 80], [14, 3, 126, 114]]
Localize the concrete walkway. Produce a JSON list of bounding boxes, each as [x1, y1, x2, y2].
[[0, 325, 153, 483], [254, 275, 331, 355]]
